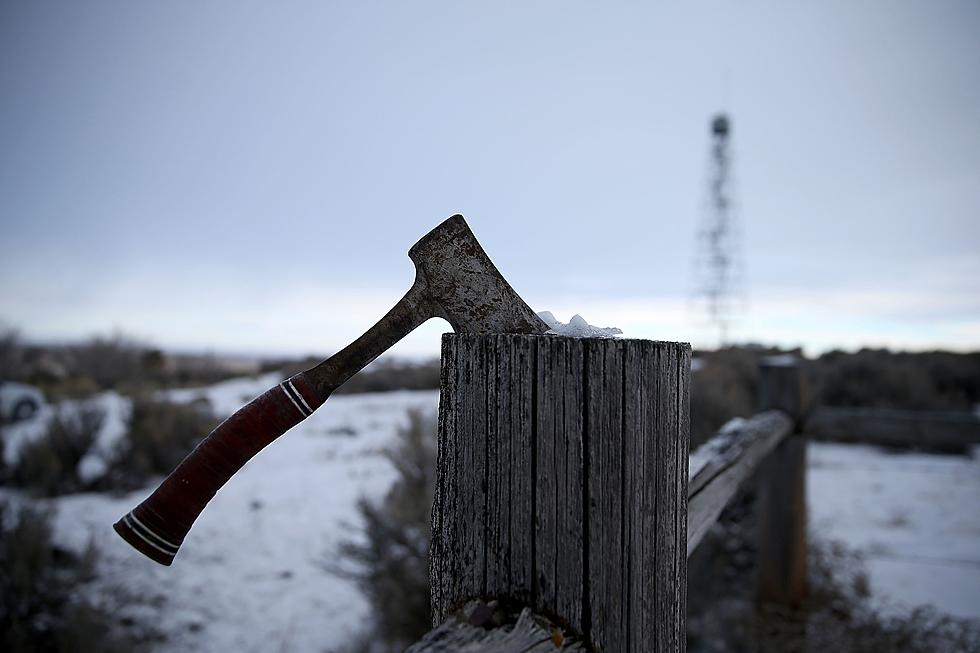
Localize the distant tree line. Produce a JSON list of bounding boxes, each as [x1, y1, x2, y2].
[[3, 328, 977, 444], [0, 329, 257, 399], [689, 346, 980, 447]]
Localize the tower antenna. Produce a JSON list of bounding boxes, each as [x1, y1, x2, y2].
[[694, 113, 742, 347]]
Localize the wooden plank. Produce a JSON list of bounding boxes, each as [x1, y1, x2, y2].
[[510, 335, 535, 602], [640, 342, 660, 651], [654, 343, 687, 653], [557, 338, 585, 630], [623, 339, 647, 649], [534, 336, 558, 613], [430, 334, 458, 623], [485, 336, 503, 599], [586, 339, 625, 652], [804, 406, 980, 452], [673, 344, 692, 650], [458, 336, 478, 608], [484, 335, 536, 604], [534, 336, 585, 628], [686, 411, 793, 557]]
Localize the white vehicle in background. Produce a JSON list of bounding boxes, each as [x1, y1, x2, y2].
[[0, 381, 46, 422]]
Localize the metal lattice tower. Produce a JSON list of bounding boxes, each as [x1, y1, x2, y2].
[[694, 113, 741, 346]]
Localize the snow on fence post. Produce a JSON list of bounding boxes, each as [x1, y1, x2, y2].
[[755, 356, 807, 609], [429, 334, 691, 652]]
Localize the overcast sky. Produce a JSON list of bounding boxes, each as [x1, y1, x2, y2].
[[1, 1, 978, 358]]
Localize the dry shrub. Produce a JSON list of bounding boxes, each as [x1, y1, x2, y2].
[[66, 334, 146, 392], [336, 359, 440, 395], [0, 328, 26, 381], [0, 502, 140, 653], [687, 496, 980, 653], [327, 408, 436, 651], [806, 540, 980, 653], [9, 404, 104, 497], [266, 356, 440, 396], [812, 349, 980, 411], [5, 395, 217, 495], [101, 396, 217, 491]]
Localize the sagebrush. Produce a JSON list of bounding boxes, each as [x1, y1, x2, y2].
[[0, 502, 141, 652], [328, 408, 436, 651], [8, 404, 104, 497], [100, 396, 217, 491]]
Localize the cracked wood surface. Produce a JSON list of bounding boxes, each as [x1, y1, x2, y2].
[[430, 334, 690, 652], [407, 601, 585, 652]]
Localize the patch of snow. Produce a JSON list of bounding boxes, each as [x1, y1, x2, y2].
[[77, 392, 132, 484], [719, 416, 748, 434], [536, 311, 559, 329], [2, 391, 131, 477], [164, 372, 285, 417], [808, 442, 980, 620], [688, 417, 747, 480], [9, 370, 980, 646], [76, 456, 108, 485], [2, 385, 442, 653], [687, 450, 711, 482], [537, 311, 623, 338]]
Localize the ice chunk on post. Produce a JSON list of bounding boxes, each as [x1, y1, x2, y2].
[[536, 311, 560, 330], [536, 311, 623, 338]]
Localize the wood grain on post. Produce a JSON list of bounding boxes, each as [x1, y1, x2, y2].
[[756, 356, 807, 608], [430, 334, 691, 652]]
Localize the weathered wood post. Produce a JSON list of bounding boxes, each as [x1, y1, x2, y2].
[[755, 356, 806, 609], [429, 334, 691, 652]]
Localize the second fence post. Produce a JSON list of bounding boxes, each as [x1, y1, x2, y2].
[[430, 334, 691, 652], [756, 356, 807, 609]]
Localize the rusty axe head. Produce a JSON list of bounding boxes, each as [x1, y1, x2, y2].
[[409, 215, 548, 335]]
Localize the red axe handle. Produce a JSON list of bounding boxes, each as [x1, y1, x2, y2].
[[112, 373, 323, 565]]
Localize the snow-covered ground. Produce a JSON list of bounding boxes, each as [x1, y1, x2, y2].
[[809, 442, 980, 620], [2, 390, 130, 473], [4, 375, 978, 650], [3, 375, 439, 652]]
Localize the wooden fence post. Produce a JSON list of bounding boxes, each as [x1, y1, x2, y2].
[[755, 356, 806, 609], [430, 334, 691, 652]]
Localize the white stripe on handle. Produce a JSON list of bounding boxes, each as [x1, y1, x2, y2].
[[123, 514, 177, 558], [287, 379, 314, 414], [279, 382, 309, 417]]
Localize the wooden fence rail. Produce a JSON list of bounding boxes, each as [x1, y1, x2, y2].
[[804, 405, 980, 452], [686, 410, 792, 557]]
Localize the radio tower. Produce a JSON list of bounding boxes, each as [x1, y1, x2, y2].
[[695, 113, 741, 347]]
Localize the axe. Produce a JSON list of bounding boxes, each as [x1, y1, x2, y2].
[[114, 215, 548, 565]]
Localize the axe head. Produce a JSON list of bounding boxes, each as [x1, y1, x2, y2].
[[409, 215, 549, 335]]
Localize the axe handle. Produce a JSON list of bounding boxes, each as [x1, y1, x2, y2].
[[113, 373, 324, 565], [114, 281, 432, 565]]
